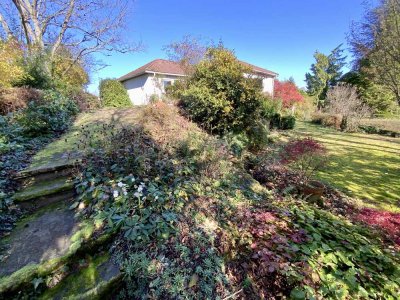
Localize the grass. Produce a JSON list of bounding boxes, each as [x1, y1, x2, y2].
[[360, 118, 400, 133], [26, 108, 142, 171], [285, 121, 400, 212]]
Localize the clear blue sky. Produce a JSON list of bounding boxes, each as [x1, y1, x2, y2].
[[88, 0, 369, 94]]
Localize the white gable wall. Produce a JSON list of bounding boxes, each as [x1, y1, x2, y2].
[[122, 73, 182, 105]]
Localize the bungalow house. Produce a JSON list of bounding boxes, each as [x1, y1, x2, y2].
[[118, 59, 278, 105]]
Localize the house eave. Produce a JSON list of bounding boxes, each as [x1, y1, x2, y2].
[[119, 71, 187, 82], [145, 71, 187, 77]]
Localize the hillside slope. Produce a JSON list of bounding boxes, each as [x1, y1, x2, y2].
[[1, 103, 399, 299]]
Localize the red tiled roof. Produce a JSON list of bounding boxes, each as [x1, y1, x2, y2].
[[239, 60, 278, 77], [119, 59, 277, 82], [118, 59, 186, 81]]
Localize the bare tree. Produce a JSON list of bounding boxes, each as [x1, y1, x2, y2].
[[325, 83, 371, 131], [349, 0, 400, 105], [0, 0, 139, 71], [163, 35, 212, 74]]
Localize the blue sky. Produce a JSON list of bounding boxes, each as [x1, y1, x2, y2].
[[88, 0, 369, 93]]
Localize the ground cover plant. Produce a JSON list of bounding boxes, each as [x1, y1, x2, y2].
[[65, 103, 400, 299], [282, 121, 400, 212], [0, 90, 79, 236]]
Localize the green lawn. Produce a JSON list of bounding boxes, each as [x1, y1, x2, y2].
[[287, 122, 400, 212]]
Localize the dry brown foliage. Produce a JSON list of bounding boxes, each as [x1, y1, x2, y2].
[[0, 87, 42, 115]]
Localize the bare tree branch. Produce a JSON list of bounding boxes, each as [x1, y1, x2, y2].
[[51, 0, 75, 56], [0, 12, 12, 39]]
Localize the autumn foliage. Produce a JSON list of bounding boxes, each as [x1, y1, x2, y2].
[[274, 80, 303, 108], [354, 208, 400, 245]]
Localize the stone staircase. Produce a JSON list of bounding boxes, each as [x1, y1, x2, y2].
[[0, 161, 121, 299], [12, 162, 75, 211]]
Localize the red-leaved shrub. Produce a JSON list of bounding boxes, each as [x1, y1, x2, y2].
[[274, 80, 303, 108], [280, 138, 327, 181]]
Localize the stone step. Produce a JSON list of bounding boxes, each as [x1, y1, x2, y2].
[[15, 160, 77, 183], [12, 177, 75, 211], [0, 203, 115, 298], [16, 167, 73, 187], [39, 253, 122, 300]]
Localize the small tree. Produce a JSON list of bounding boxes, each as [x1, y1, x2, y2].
[[163, 35, 211, 74], [325, 83, 371, 131], [99, 79, 131, 108], [274, 80, 303, 109]]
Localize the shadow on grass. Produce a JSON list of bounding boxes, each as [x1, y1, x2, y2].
[[291, 122, 400, 212]]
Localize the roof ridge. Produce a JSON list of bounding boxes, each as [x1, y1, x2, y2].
[[118, 58, 277, 82]]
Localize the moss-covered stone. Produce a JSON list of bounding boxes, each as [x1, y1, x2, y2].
[[39, 253, 121, 300], [12, 177, 74, 203], [0, 217, 115, 298]]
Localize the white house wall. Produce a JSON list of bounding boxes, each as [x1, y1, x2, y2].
[[122, 73, 181, 105], [262, 77, 275, 96], [122, 73, 275, 105]]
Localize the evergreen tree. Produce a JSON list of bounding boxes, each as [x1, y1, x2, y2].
[[305, 45, 346, 106]]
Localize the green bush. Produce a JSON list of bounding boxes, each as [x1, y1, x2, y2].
[[270, 113, 296, 130], [99, 79, 132, 108], [245, 122, 269, 150], [359, 125, 399, 137], [16, 50, 53, 89], [179, 48, 270, 148], [16, 90, 78, 136], [67, 89, 102, 112], [280, 115, 296, 129]]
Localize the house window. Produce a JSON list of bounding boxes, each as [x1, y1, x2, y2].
[[163, 80, 172, 90]]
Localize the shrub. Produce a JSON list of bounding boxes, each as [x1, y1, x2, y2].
[[294, 92, 316, 121], [179, 48, 268, 138], [280, 137, 327, 182], [67, 89, 102, 112], [51, 48, 89, 90], [274, 80, 303, 108], [280, 115, 296, 129], [16, 90, 78, 136], [261, 96, 281, 120], [0, 87, 42, 115], [0, 40, 26, 88], [165, 79, 187, 99], [359, 125, 400, 137], [311, 112, 343, 130], [99, 79, 132, 108], [270, 113, 296, 130], [245, 122, 269, 150], [325, 83, 371, 132], [17, 50, 53, 89]]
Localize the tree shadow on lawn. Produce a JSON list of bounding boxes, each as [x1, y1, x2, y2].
[[319, 139, 399, 155], [296, 122, 400, 145], [290, 122, 400, 211], [316, 145, 400, 212]]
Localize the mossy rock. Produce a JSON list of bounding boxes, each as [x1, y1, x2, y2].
[[39, 253, 121, 300], [0, 212, 115, 298]]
